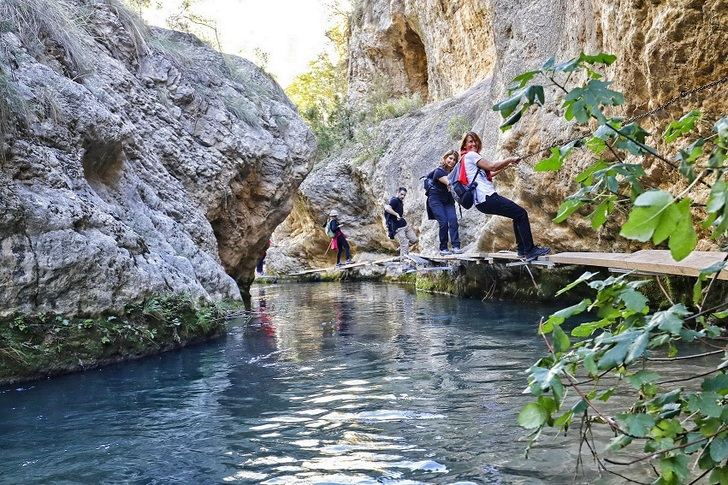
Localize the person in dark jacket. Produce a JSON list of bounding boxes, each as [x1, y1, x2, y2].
[[325, 210, 352, 266], [427, 150, 461, 255], [384, 187, 418, 257]]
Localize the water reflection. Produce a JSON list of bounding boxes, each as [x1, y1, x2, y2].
[[1, 282, 624, 484]]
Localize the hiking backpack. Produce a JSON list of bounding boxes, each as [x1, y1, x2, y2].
[[421, 169, 436, 197], [324, 219, 336, 238], [447, 160, 482, 210]]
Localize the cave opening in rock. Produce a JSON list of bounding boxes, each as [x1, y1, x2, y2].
[[81, 138, 124, 184], [399, 23, 429, 102]]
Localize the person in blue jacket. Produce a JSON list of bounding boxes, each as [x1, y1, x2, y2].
[[426, 150, 461, 255]]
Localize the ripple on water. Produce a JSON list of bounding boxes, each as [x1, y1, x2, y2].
[[0, 282, 619, 484]]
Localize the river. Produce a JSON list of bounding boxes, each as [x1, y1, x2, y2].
[[2, 282, 705, 484]]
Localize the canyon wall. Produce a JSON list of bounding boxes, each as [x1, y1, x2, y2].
[[270, 0, 728, 272], [0, 0, 315, 316]]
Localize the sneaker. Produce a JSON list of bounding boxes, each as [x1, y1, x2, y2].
[[525, 246, 551, 261], [345, 258, 353, 264], [451, 247, 463, 254], [335, 263, 343, 268], [439, 249, 452, 256]]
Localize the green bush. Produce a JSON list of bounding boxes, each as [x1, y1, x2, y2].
[[493, 52, 728, 483]]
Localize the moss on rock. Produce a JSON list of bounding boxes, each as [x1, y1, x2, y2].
[[0, 294, 242, 384]]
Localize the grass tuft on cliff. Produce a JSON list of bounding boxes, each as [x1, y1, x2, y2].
[[0, 0, 93, 75], [0, 294, 243, 384]]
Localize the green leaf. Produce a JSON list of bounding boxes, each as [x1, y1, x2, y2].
[[647, 304, 689, 334], [578, 52, 617, 66], [553, 299, 592, 320], [589, 197, 616, 229], [553, 198, 583, 223], [668, 198, 697, 261], [620, 190, 675, 242], [586, 136, 606, 155], [556, 271, 596, 296], [652, 203, 681, 245], [711, 437, 728, 463], [518, 402, 548, 429], [562, 80, 624, 124], [716, 116, 728, 139], [617, 412, 655, 437], [709, 146, 727, 169], [554, 410, 573, 428], [625, 370, 659, 389], [663, 110, 701, 143], [583, 354, 598, 375], [499, 109, 523, 131], [535, 140, 579, 172], [492, 87, 526, 117], [576, 160, 610, 186], [614, 123, 651, 155], [619, 288, 648, 312], [710, 467, 728, 485], [687, 391, 723, 418], [607, 434, 632, 451], [702, 373, 728, 395], [572, 319, 612, 338], [597, 338, 631, 369], [507, 70, 539, 91], [707, 179, 727, 214], [552, 324, 571, 354], [634, 189, 674, 207], [597, 387, 615, 401], [659, 455, 689, 484], [625, 331, 650, 364], [652, 417, 683, 436]]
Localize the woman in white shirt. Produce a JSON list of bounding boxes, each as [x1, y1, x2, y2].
[[459, 131, 550, 260]]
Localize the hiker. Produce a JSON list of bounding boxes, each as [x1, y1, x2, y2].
[[426, 150, 461, 255], [324, 210, 352, 266], [256, 239, 271, 275], [459, 131, 550, 260], [384, 187, 418, 257]]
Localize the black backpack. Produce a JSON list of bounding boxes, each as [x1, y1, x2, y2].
[[421, 169, 436, 197], [448, 161, 482, 209]]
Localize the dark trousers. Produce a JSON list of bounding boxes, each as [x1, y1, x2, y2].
[[336, 234, 351, 264], [256, 255, 265, 273], [428, 197, 460, 250], [475, 193, 534, 254]]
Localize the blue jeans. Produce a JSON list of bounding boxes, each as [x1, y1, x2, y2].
[[428, 197, 460, 250], [475, 193, 534, 254]]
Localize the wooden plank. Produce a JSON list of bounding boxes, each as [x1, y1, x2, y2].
[[288, 256, 402, 276], [412, 252, 492, 263], [487, 251, 523, 261], [547, 252, 630, 267], [547, 250, 728, 280]]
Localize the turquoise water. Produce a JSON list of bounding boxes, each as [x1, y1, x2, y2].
[[1, 283, 599, 484]]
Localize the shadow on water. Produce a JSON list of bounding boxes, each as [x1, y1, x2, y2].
[[3, 282, 708, 484]]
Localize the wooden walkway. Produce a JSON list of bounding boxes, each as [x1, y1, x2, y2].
[[285, 250, 728, 281]]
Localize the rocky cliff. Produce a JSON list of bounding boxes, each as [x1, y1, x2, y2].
[[270, 0, 727, 272], [0, 0, 315, 317]]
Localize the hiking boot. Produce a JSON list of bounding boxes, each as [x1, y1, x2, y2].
[[525, 246, 551, 261], [451, 247, 463, 254], [439, 249, 452, 256]]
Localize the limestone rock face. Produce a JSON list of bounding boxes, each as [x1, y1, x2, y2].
[[348, 0, 495, 103], [0, 0, 315, 316], [272, 0, 727, 272]]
